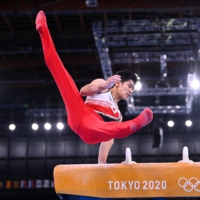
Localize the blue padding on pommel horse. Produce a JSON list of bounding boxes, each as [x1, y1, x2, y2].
[[58, 194, 111, 200]]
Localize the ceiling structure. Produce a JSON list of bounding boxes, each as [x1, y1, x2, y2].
[[0, 0, 200, 135]]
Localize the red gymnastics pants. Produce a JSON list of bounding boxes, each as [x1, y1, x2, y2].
[[35, 11, 153, 144]]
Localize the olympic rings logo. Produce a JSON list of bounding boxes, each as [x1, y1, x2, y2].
[[178, 177, 200, 192]]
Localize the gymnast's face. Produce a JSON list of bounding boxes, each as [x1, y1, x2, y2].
[[117, 79, 135, 100]]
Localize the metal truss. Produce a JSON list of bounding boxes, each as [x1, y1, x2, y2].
[[97, 18, 200, 63], [25, 105, 190, 117], [126, 105, 191, 115], [127, 87, 200, 114], [105, 32, 199, 47], [104, 18, 200, 33], [93, 18, 200, 66], [92, 22, 113, 79], [26, 108, 67, 117], [112, 51, 198, 63], [132, 87, 199, 96], [92, 18, 200, 114]]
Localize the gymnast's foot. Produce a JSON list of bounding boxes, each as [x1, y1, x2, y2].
[[35, 10, 47, 33], [130, 108, 153, 131]]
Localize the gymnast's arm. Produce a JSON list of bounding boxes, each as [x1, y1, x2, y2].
[[80, 79, 106, 96], [98, 115, 123, 164], [80, 75, 121, 96], [98, 139, 114, 164]]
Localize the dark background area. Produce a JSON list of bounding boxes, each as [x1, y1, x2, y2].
[[1, 0, 200, 200]]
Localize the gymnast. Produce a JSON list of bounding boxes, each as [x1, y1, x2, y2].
[[80, 70, 149, 163], [35, 11, 153, 163]]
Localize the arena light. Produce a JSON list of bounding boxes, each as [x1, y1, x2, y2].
[[32, 123, 39, 130], [57, 122, 64, 130], [44, 122, 51, 130], [9, 124, 16, 131], [167, 120, 174, 127], [190, 79, 200, 90], [185, 120, 192, 127], [187, 73, 200, 90], [135, 82, 142, 91]]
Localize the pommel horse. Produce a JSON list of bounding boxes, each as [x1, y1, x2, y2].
[[54, 146, 200, 199]]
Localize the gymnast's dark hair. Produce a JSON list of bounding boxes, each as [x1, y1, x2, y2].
[[115, 70, 140, 84]]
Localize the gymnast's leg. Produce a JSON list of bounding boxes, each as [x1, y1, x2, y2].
[[77, 108, 153, 144], [35, 11, 89, 131]]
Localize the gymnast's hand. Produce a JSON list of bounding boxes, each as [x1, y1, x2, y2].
[[104, 75, 121, 89], [80, 75, 121, 96]]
